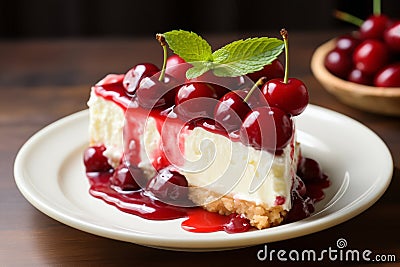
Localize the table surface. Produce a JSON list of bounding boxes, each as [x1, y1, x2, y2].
[[1, 31, 399, 266]]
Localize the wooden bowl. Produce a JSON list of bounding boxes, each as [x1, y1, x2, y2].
[[311, 39, 400, 116]]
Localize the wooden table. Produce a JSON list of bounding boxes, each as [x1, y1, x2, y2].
[[1, 31, 399, 266]]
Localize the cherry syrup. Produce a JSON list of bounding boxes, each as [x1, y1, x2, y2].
[[84, 146, 329, 234]]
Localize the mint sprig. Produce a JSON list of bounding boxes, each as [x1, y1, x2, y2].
[[163, 30, 213, 62], [163, 30, 284, 79]]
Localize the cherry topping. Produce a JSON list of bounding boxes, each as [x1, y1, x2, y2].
[[136, 74, 177, 109], [297, 157, 324, 182], [246, 59, 284, 82], [224, 213, 251, 234], [324, 49, 353, 79], [146, 167, 189, 202], [285, 190, 314, 223], [136, 34, 179, 109], [262, 78, 309, 116], [239, 106, 293, 152], [352, 39, 389, 75], [110, 164, 143, 191], [262, 29, 309, 116], [214, 78, 267, 132], [83, 146, 112, 172], [123, 63, 160, 96], [214, 90, 251, 132], [373, 63, 400, 87], [174, 82, 219, 121], [165, 54, 192, 83]]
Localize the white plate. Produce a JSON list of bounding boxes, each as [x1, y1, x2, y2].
[[14, 105, 393, 251]]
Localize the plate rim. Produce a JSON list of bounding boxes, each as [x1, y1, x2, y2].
[[13, 105, 394, 251]]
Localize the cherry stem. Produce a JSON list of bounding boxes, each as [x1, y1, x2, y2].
[[280, 29, 289, 84], [373, 0, 381, 15], [333, 10, 364, 27], [243, 77, 267, 103], [156, 34, 167, 82]]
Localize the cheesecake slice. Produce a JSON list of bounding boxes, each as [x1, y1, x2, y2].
[[87, 74, 300, 229]]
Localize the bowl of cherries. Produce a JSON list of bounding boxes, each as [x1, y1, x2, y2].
[[311, 1, 400, 116]]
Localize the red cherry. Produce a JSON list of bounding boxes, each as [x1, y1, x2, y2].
[[224, 214, 251, 233], [110, 165, 143, 191], [246, 59, 284, 82], [261, 78, 309, 116], [83, 146, 112, 172], [165, 54, 192, 83], [136, 74, 177, 109], [373, 63, 400, 87], [324, 49, 353, 79], [264, 29, 309, 117], [241, 87, 268, 109], [359, 15, 391, 40], [146, 167, 189, 202], [297, 157, 324, 182], [214, 91, 251, 132], [285, 190, 314, 223], [239, 106, 293, 152], [335, 34, 360, 54], [123, 63, 160, 95], [347, 68, 373, 85], [353, 40, 389, 75], [384, 21, 400, 53], [174, 82, 219, 120]]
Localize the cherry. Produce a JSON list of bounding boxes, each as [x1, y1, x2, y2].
[[214, 91, 251, 132], [136, 74, 177, 109], [165, 54, 192, 83], [359, 14, 391, 40], [246, 59, 284, 82], [146, 167, 189, 202], [285, 190, 314, 223], [110, 164, 143, 191], [384, 21, 400, 53], [83, 146, 112, 172], [262, 78, 309, 116], [353, 40, 389, 75], [123, 63, 160, 96], [239, 106, 293, 152], [214, 78, 267, 132], [224, 214, 251, 233], [347, 68, 373, 85], [374, 63, 400, 87], [297, 157, 324, 182], [174, 82, 219, 120], [136, 34, 179, 109], [262, 29, 309, 116], [324, 49, 353, 79], [335, 34, 360, 54]]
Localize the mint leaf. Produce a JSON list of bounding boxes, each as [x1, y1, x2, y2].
[[163, 30, 213, 62], [212, 37, 284, 77], [185, 62, 213, 79]]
